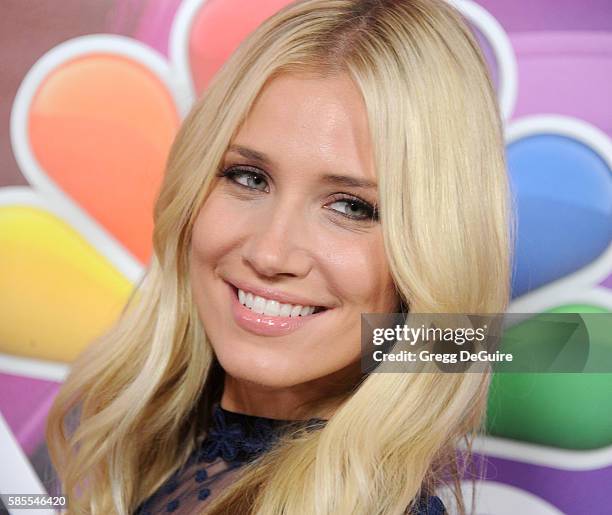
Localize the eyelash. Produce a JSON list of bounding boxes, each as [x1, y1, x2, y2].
[[217, 166, 379, 223]]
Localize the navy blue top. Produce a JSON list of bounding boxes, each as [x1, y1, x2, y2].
[[134, 403, 446, 514]]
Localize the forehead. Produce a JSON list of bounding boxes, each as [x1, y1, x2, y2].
[[231, 72, 376, 181]]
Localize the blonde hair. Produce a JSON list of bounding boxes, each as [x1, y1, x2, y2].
[[46, 0, 512, 513]]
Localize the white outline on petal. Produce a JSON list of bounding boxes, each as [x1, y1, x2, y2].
[[0, 186, 145, 284], [169, 0, 518, 121], [0, 352, 68, 383], [469, 434, 612, 471], [170, 0, 208, 106], [440, 480, 564, 515], [10, 35, 187, 284], [450, 0, 518, 121], [0, 413, 53, 510], [505, 115, 612, 314], [509, 288, 612, 326]]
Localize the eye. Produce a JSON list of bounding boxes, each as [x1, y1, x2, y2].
[[326, 195, 379, 222], [219, 166, 269, 192]]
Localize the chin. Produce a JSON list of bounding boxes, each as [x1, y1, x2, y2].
[[213, 345, 309, 389]]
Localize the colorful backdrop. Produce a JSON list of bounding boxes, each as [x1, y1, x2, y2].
[[0, 1, 611, 513]]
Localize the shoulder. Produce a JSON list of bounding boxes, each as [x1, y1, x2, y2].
[[409, 495, 446, 515]]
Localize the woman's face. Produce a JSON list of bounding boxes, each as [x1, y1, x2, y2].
[[189, 72, 399, 401]]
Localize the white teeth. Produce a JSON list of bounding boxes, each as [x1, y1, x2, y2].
[[279, 303, 292, 317], [252, 296, 266, 314], [237, 288, 320, 317], [263, 299, 280, 316], [300, 306, 314, 316]]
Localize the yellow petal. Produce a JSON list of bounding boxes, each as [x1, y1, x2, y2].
[[0, 205, 132, 362]]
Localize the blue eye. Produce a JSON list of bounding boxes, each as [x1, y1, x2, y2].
[[326, 196, 379, 222], [220, 167, 269, 192], [218, 166, 378, 223]]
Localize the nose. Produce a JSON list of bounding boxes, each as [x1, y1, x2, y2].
[[241, 202, 314, 279]]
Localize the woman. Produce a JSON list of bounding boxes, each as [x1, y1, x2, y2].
[[46, 0, 512, 513]]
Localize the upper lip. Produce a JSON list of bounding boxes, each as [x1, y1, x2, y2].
[[226, 279, 333, 308]]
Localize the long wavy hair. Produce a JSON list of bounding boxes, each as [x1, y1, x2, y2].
[[46, 0, 513, 513]]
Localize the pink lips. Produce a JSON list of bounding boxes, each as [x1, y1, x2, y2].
[[227, 282, 329, 336]]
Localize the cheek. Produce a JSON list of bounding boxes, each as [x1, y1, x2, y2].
[[190, 193, 241, 263], [319, 233, 397, 309]]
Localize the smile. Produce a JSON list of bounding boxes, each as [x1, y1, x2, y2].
[[237, 288, 325, 317], [225, 281, 332, 337]]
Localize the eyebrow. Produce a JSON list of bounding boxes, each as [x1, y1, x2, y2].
[[228, 145, 271, 166], [227, 145, 378, 190]]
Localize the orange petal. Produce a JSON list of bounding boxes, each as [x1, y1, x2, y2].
[[189, 0, 293, 92], [28, 53, 180, 263]]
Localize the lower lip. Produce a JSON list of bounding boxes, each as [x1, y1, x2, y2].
[[227, 282, 330, 337]]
